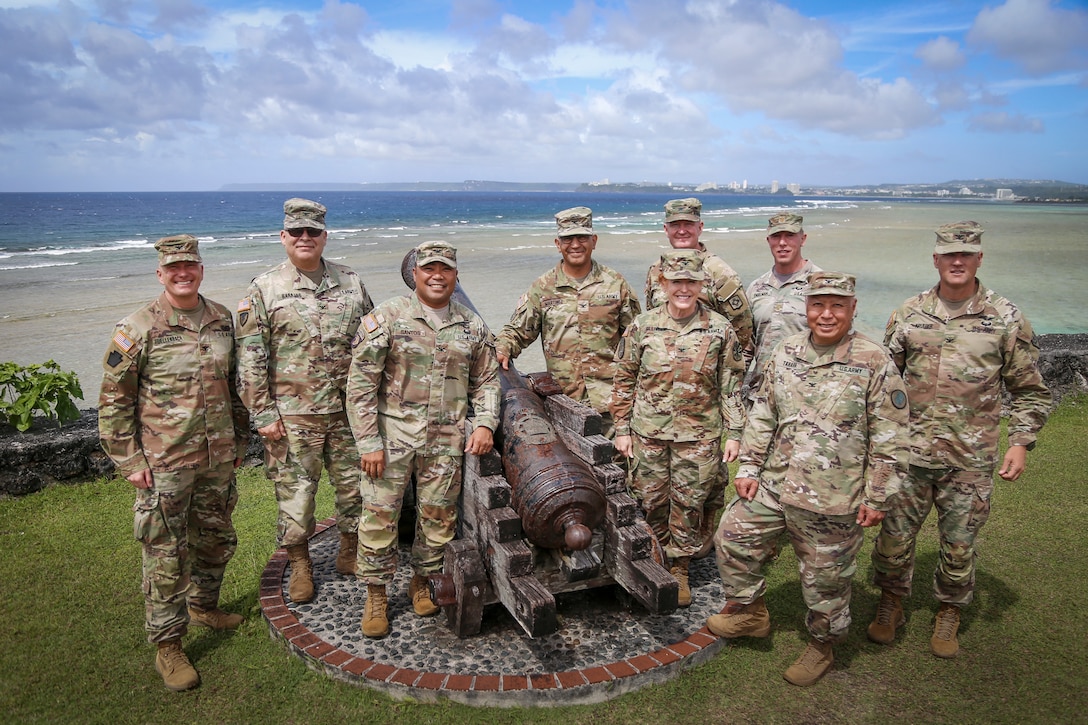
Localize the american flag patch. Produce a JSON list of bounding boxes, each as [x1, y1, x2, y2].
[[113, 330, 135, 352], [237, 297, 251, 312], [363, 314, 380, 333]]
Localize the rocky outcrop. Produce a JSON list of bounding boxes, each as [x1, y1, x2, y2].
[[0, 410, 114, 497], [1036, 334, 1088, 404], [2, 335, 1086, 497], [0, 412, 266, 498]]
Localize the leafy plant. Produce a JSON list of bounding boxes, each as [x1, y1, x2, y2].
[[0, 360, 84, 432]]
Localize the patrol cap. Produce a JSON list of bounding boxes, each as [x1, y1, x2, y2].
[[415, 240, 457, 268], [555, 207, 594, 237], [664, 198, 702, 222], [660, 250, 706, 281], [767, 212, 803, 235], [283, 198, 327, 230], [803, 271, 856, 297], [155, 234, 201, 266], [934, 221, 983, 254]]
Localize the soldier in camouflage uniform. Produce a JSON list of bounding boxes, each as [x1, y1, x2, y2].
[[99, 235, 250, 692], [495, 206, 640, 435], [645, 198, 754, 556], [644, 198, 753, 351], [869, 222, 1051, 658], [744, 212, 822, 403], [347, 241, 500, 638], [235, 199, 374, 603], [611, 251, 746, 607], [706, 272, 909, 687]]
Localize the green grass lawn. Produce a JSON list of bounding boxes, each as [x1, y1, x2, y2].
[[2, 395, 1086, 724]]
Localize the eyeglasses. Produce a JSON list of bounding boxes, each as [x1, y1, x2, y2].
[[286, 228, 325, 238]]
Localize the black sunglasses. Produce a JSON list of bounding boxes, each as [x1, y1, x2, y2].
[[286, 227, 325, 238]]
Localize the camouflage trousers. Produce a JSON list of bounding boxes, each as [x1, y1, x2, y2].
[[264, 412, 362, 547], [872, 465, 993, 606], [356, 445, 462, 585], [630, 434, 721, 559], [715, 486, 864, 644], [133, 460, 238, 644]]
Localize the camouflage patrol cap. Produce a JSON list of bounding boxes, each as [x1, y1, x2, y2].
[[664, 198, 702, 222], [660, 250, 706, 281], [934, 221, 983, 254], [803, 271, 856, 297], [555, 207, 594, 237], [155, 234, 201, 266], [415, 240, 457, 268], [283, 198, 327, 230], [767, 212, 803, 235]]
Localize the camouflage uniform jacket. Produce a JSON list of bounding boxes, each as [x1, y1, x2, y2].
[[738, 330, 909, 515], [99, 293, 249, 476], [347, 294, 501, 457], [611, 304, 746, 442], [744, 259, 822, 392], [236, 259, 373, 428], [645, 245, 754, 350], [885, 281, 1051, 472], [495, 261, 640, 412]]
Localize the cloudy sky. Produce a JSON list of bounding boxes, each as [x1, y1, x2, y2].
[[3, 0, 1086, 191]]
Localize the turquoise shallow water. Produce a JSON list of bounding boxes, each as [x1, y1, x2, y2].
[[1, 191, 1084, 402]]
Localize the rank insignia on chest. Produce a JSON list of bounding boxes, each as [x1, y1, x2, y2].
[[577, 300, 589, 314]]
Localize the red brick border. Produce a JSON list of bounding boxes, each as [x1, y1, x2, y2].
[[261, 518, 726, 707]]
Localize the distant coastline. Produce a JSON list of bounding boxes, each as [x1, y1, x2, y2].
[[219, 178, 1088, 203]]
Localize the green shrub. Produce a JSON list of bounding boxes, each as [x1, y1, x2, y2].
[[0, 360, 83, 432]]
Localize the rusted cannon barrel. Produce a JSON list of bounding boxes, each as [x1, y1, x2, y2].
[[401, 251, 605, 550]]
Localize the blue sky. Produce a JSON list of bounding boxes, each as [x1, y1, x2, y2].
[[2, 0, 1086, 191]]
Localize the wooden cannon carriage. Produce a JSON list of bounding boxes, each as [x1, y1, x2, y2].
[[426, 368, 680, 638]]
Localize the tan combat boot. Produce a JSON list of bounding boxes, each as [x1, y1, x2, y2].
[[188, 605, 244, 630], [410, 574, 439, 617], [931, 603, 961, 658], [866, 590, 905, 645], [670, 557, 692, 607], [155, 639, 200, 692], [362, 584, 390, 638], [284, 543, 314, 603], [783, 639, 834, 687], [706, 596, 771, 638], [335, 532, 358, 576]]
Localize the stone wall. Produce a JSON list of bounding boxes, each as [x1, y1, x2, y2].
[[1, 335, 1085, 498]]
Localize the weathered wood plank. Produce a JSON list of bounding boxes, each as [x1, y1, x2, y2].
[[553, 426, 615, 465], [606, 492, 639, 528], [481, 506, 523, 544], [543, 393, 604, 437]]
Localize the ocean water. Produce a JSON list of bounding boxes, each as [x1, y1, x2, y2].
[[1, 191, 1085, 403]]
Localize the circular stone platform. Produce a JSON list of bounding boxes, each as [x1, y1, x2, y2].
[[260, 518, 730, 706]]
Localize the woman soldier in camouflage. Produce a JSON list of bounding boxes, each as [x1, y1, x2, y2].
[[611, 250, 746, 607]]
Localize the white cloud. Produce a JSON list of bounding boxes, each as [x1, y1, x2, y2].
[[968, 0, 1088, 75], [915, 35, 966, 71], [603, 0, 940, 138], [968, 110, 1045, 133]]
